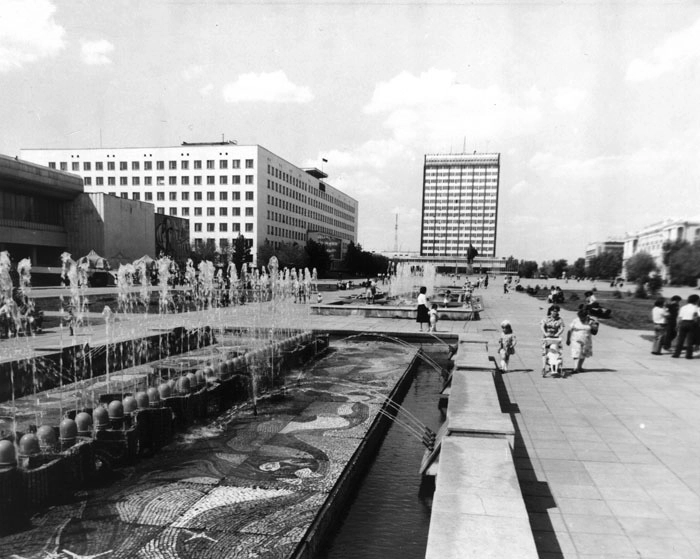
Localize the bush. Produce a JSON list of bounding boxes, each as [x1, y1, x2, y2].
[[612, 290, 622, 299], [569, 293, 580, 301], [634, 283, 648, 299]]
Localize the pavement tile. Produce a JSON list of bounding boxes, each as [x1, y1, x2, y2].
[[569, 532, 638, 557], [563, 513, 625, 535], [616, 515, 685, 538], [554, 497, 613, 516], [606, 499, 667, 519], [550, 484, 602, 500], [627, 535, 698, 559]]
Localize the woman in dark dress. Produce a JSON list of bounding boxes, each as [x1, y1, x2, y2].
[[416, 286, 429, 331]]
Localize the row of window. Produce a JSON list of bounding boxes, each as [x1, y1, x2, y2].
[[50, 159, 254, 172], [85, 175, 254, 186], [111, 191, 254, 202], [190, 222, 252, 233], [266, 166, 356, 214]]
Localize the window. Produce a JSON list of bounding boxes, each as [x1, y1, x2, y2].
[[194, 207, 202, 216], [169, 192, 177, 201], [194, 223, 202, 232], [157, 176, 165, 186], [219, 223, 228, 232], [107, 162, 115, 171], [145, 192, 153, 201], [194, 192, 202, 201], [219, 207, 227, 216], [207, 192, 215, 201], [219, 175, 228, 185], [245, 191, 254, 200], [232, 175, 241, 184], [144, 161, 152, 171], [119, 177, 127, 186], [132, 177, 140, 186], [145, 177, 152, 185], [245, 207, 254, 216], [169, 208, 177, 216], [132, 193, 140, 201], [96, 177, 104, 186], [207, 223, 215, 232], [207, 207, 215, 216], [84, 177, 92, 186], [207, 176, 215, 185], [245, 159, 254, 169], [181, 207, 189, 216], [232, 207, 241, 216], [157, 161, 164, 170], [181, 192, 189, 201], [132, 162, 139, 171], [245, 223, 253, 232], [96, 162, 103, 171], [120, 192, 128, 199], [157, 192, 165, 201], [181, 161, 189, 170], [232, 223, 241, 232], [194, 160, 202, 169], [108, 177, 116, 186], [206, 160, 215, 169], [232, 192, 241, 200], [169, 177, 177, 185], [220, 160, 228, 169], [48, 162, 56, 169], [169, 161, 177, 170], [232, 159, 240, 169], [194, 176, 202, 185], [72, 162, 79, 171], [83, 162, 91, 171], [219, 192, 228, 201], [59, 162, 68, 171], [181, 176, 189, 185], [120, 162, 127, 171], [245, 175, 254, 184]]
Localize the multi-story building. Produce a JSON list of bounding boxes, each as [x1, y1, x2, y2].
[[420, 152, 500, 259], [21, 141, 359, 266], [623, 217, 700, 279], [584, 239, 624, 269]]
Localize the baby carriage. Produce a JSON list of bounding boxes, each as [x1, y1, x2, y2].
[[543, 337, 564, 378]]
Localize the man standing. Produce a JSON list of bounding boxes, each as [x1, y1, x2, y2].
[[663, 295, 682, 352], [672, 294, 699, 359]]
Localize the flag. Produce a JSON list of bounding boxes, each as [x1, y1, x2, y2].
[[322, 158, 328, 163]]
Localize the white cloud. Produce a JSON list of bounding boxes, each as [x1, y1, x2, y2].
[[222, 71, 313, 103], [626, 17, 700, 82], [81, 39, 114, 65], [553, 87, 587, 112], [182, 65, 204, 81], [199, 83, 214, 97], [0, 0, 65, 72], [307, 138, 411, 171], [364, 69, 541, 144]]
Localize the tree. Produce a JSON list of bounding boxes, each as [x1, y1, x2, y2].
[[587, 252, 622, 279], [505, 256, 519, 274], [230, 235, 252, 274], [567, 258, 586, 279], [668, 243, 700, 286], [190, 239, 218, 267], [518, 260, 539, 278], [624, 251, 658, 283], [662, 240, 690, 267], [305, 238, 331, 277]]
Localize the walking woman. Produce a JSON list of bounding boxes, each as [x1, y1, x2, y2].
[[566, 306, 599, 374], [416, 286, 429, 331]]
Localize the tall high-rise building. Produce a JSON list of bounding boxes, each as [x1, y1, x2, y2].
[[420, 152, 500, 258], [21, 142, 358, 265]]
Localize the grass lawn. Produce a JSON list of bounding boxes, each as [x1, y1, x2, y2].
[[526, 288, 654, 330]]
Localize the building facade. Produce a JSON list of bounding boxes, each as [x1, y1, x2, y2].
[[21, 142, 359, 266], [584, 239, 624, 269], [420, 152, 500, 258], [623, 217, 700, 279]]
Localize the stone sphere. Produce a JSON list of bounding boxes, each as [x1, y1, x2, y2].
[[93, 406, 110, 429], [158, 383, 172, 399], [147, 387, 161, 404], [176, 376, 191, 394], [135, 391, 150, 410], [167, 379, 177, 390], [0, 440, 16, 467], [204, 366, 214, 378], [59, 418, 78, 441], [108, 400, 124, 420], [195, 370, 206, 386], [18, 433, 40, 456], [37, 425, 57, 448], [232, 357, 242, 373], [186, 372, 197, 388], [122, 396, 137, 414], [75, 412, 92, 433]]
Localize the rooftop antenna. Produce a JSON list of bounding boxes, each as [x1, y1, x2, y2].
[[394, 213, 399, 253]]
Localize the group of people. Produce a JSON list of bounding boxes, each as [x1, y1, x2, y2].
[[651, 294, 699, 359], [496, 303, 599, 376]]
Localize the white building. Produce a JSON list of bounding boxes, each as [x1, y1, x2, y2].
[[623, 217, 700, 279], [20, 142, 358, 266], [420, 152, 500, 258]]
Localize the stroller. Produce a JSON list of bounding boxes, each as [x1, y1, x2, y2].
[[543, 337, 564, 378]]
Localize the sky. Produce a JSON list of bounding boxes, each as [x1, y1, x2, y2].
[[1, 0, 699, 264]]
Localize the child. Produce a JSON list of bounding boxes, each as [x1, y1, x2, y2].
[[498, 320, 517, 371], [428, 304, 439, 332], [545, 342, 563, 377]]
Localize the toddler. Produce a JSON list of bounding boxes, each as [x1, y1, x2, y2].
[[498, 320, 517, 371], [545, 342, 563, 377], [429, 304, 439, 332]]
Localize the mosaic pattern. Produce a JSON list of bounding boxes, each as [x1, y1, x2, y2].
[[0, 341, 415, 559]]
